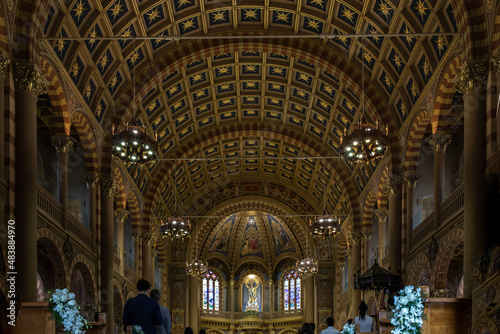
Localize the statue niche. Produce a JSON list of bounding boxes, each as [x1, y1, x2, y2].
[[243, 275, 261, 312]]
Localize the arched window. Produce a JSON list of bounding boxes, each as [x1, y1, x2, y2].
[[283, 271, 301, 311], [202, 271, 220, 310]]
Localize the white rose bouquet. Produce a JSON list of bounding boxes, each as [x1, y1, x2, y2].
[[391, 285, 425, 334], [341, 323, 355, 334], [133, 325, 145, 334], [49, 288, 90, 334]]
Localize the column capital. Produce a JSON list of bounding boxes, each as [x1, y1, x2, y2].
[[337, 261, 346, 270], [0, 52, 10, 79], [456, 60, 488, 94], [142, 232, 156, 245], [100, 178, 117, 197], [13, 63, 46, 95], [158, 261, 167, 268], [130, 229, 142, 240], [114, 209, 130, 223], [403, 172, 420, 188], [375, 209, 388, 223], [347, 231, 362, 245], [51, 135, 76, 153], [382, 176, 403, 196], [82, 173, 99, 188], [425, 133, 452, 153], [361, 227, 373, 240]]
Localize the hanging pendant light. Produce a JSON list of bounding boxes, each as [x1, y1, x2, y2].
[[340, 38, 389, 165], [296, 228, 318, 277], [309, 159, 341, 237], [112, 38, 158, 167], [161, 167, 191, 240], [186, 226, 208, 277]]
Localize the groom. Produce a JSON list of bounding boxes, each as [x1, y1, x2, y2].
[[123, 279, 163, 334]]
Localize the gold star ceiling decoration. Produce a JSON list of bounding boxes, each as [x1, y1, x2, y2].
[[72, 0, 87, 22]]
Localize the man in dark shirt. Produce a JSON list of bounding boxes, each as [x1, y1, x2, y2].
[[123, 279, 163, 334]]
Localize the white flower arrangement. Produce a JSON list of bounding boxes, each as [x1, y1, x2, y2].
[[391, 285, 425, 334], [133, 325, 145, 334], [341, 323, 355, 334], [49, 288, 89, 334]]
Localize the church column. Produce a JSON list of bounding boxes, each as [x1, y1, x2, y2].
[[384, 176, 403, 273], [403, 173, 419, 252], [188, 276, 199, 333], [142, 232, 155, 282], [83, 173, 99, 252], [268, 280, 274, 314], [0, 53, 10, 178], [14, 63, 45, 302], [375, 210, 388, 263], [361, 228, 373, 269], [348, 232, 362, 314], [304, 275, 315, 322], [51, 135, 74, 229], [426, 133, 452, 229], [457, 62, 488, 297], [100, 177, 116, 334], [228, 279, 234, 315], [130, 229, 142, 277], [115, 209, 129, 276]]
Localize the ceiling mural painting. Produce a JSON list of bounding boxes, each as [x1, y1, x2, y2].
[[240, 217, 263, 258], [208, 215, 235, 255]]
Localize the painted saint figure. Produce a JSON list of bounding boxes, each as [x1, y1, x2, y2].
[[244, 278, 260, 311]]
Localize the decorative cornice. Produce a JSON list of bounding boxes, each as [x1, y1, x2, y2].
[[456, 61, 488, 94], [347, 232, 362, 245], [142, 232, 156, 245], [0, 52, 10, 79], [382, 176, 403, 196], [51, 135, 75, 153], [375, 210, 388, 223], [361, 228, 373, 240], [425, 133, 452, 153], [114, 209, 130, 224], [82, 173, 99, 188], [100, 178, 117, 197], [13, 63, 46, 95], [130, 229, 142, 240], [403, 173, 420, 188]]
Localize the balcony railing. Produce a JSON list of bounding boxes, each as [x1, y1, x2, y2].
[[199, 309, 304, 320], [67, 212, 92, 247], [489, 148, 500, 174]]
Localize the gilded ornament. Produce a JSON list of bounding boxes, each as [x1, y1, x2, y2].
[[51, 135, 75, 153], [82, 173, 99, 188], [361, 228, 373, 240], [130, 229, 142, 240], [382, 176, 403, 196], [0, 52, 11, 79], [114, 209, 130, 223], [491, 53, 500, 74], [425, 133, 451, 153], [375, 210, 388, 223], [13, 63, 46, 95], [403, 172, 420, 188], [455, 61, 488, 94], [347, 231, 362, 245], [100, 178, 117, 197], [143, 232, 156, 245]]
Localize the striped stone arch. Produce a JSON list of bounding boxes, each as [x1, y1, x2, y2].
[[0, 4, 9, 53], [404, 110, 432, 173], [450, 0, 489, 60], [39, 57, 71, 136], [68, 255, 97, 305], [100, 38, 400, 177], [142, 126, 358, 230], [407, 253, 433, 287], [70, 111, 99, 174], [377, 169, 389, 211], [432, 228, 464, 290], [337, 232, 347, 265], [492, 3, 500, 54], [362, 190, 377, 231], [432, 54, 464, 134], [113, 164, 127, 210], [37, 228, 68, 289], [126, 189, 142, 230]]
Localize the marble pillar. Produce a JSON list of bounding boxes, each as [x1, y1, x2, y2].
[[403, 173, 419, 250], [375, 210, 388, 263], [142, 232, 155, 282], [349, 232, 362, 314], [384, 176, 403, 274], [115, 209, 130, 276], [83, 173, 99, 252], [51, 135, 74, 229]]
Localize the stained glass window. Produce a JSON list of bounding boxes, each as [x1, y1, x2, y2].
[[283, 271, 300, 310], [202, 271, 220, 310]]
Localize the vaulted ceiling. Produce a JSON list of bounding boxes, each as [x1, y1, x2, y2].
[[42, 0, 460, 223]]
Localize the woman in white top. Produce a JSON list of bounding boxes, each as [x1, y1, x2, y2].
[[354, 301, 375, 332]]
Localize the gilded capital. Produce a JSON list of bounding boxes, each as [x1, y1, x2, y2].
[[361, 227, 373, 240], [347, 231, 362, 245], [82, 173, 99, 188], [382, 176, 403, 196], [403, 172, 420, 188], [100, 178, 117, 197], [142, 232, 156, 245], [338, 261, 346, 270], [130, 229, 142, 240], [0, 52, 10, 79], [114, 209, 130, 223], [51, 135, 75, 153], [455, 61, 488, 94], [425, 133, 452, 153], [375, 210, 388, 223], [13, 63, 46, 95]]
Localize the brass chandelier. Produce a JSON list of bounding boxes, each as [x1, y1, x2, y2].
[[160, 168, 191, 240], [340, 38, 389, 164], [295, 227, 318, 277], [186, 227, 208, 277]]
